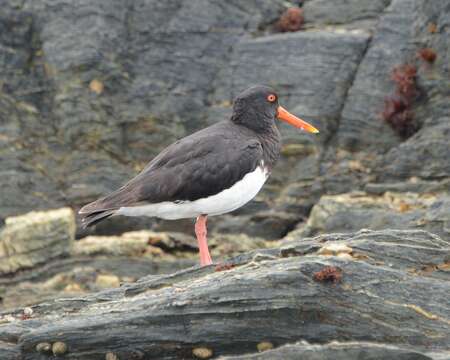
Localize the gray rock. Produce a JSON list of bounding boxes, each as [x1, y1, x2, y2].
[[212, 211, 299, 240], [337, 0, 423, 151], [294, 191, 450, 240], [378, 118, 450, 181], [0, 230, 448, 359], [281, 229, 450, 279]]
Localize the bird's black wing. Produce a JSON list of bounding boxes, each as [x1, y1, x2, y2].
[[79, 123, 263, 218]]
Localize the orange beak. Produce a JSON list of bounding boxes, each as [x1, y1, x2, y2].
[[277, 106, 319, 133]]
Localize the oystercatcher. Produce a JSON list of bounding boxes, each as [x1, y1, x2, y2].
[[79, 85, 319, 266]]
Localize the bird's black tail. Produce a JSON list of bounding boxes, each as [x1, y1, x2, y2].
[[80, 209, 116, 228]]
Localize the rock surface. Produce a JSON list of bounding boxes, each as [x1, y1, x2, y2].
[[0, 219, 272, 310], [295, 191, 450, 239], [0, 230, 448, 359], [0, 208, 75, 275]]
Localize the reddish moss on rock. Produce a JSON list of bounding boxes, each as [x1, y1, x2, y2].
[[417, 48, 437, 63], [275, 7, 304, 32], [313, 266, 342, 284], [390, 64, 417, 99], [214, 263, 235, 272], [382, 64, 419, 138]]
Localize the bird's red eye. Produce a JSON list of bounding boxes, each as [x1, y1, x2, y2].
[[267, 94, 276, 102]]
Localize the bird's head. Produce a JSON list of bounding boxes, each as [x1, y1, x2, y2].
[[231, 85, 319, 134]]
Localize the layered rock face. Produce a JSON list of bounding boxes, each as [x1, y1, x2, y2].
[[0, 229, 449, 359], [1, 0, 448, 240]]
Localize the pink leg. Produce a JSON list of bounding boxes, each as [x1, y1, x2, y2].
[[195, 215, 212, 266]]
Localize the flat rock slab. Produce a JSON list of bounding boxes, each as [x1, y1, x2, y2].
[[378, 119, 450, 181], [295, 191, 450, 240], [0, 230, 448, 359]]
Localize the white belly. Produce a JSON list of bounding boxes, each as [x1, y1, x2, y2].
[[116, 165, 269, 220]]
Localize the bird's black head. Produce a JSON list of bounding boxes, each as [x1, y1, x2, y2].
[[231, 85, 319, 134], [231, 85, 279, 133]]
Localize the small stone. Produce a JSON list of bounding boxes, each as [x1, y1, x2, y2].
[[52, 341, 68, 356], [89, 79, 104, 94], [106, 352, 119, 360], [95, 274, 121, 288], [257, 341, 274, 352], [192, 347, 213, 359], [36, 342, 52, 353], [318, 243, 353, 257], [23, 307, 33, 316]]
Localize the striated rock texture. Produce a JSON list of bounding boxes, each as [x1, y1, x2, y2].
[[0, 215, 272, 310], [0, 230, 449, 359], [1, 0, 449, 239]]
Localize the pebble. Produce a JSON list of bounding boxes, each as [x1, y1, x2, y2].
[[192, 347, 213, 359], [52, 341, 68, 356]]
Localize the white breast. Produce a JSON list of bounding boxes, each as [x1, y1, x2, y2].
[[116, 165, 269, 220]]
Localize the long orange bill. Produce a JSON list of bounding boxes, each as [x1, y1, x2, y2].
[[277, 106, 319, 133]]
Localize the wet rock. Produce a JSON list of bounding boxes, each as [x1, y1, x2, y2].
[[0, 230, 448, 359], [0, 208, 75, 275]]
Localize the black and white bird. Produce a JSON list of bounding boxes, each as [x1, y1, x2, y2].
[[79, 85, 319, 266]]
